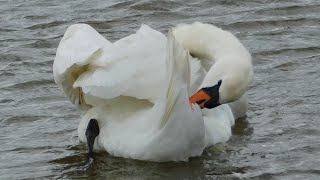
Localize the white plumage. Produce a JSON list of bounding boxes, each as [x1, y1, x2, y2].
[[53, 22, 253, 161]]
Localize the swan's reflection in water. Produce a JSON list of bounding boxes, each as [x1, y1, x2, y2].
[[51, 116, 253, 179]]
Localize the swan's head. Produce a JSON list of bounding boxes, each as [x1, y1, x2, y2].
[[189, 59, 253, 109], [189, 80, 222, 109]]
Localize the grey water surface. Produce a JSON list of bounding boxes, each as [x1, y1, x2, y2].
[[1, 0, 320, 179]]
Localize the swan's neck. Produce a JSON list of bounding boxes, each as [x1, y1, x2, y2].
[[173, 22, 250, 63]]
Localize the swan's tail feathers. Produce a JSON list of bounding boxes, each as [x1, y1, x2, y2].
[[53, 24, 111, 110], [160, 30, 191, 127]]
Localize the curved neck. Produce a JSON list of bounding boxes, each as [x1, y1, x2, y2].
[[173, 22, 253, 104]]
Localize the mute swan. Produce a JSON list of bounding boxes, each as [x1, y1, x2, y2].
[[53, 22, 253, 162]]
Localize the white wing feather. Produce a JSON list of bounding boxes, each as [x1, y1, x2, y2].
[[53, 24, 111, 110]]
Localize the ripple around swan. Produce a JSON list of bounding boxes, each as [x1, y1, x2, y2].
[[226, 18, 320, 31], [253, 47, 320, 58], [26, 21, 67, 30], [1, 79, 54, 90], [24, 39, 56, 49], [0, 0, 319, 179], [129, 1, 183, 11]]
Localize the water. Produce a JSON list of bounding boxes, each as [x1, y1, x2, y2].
[[1, 0, 319, 179]]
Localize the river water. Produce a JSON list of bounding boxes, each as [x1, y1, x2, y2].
[[1, 0, 319, 179]]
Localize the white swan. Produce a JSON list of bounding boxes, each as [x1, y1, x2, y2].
[[53, 22, 253, 162]]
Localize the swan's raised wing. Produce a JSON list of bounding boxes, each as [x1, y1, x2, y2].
[[73, 25, 167, 103], [54, 24, 169, 110], [53, 24, 112, 110]]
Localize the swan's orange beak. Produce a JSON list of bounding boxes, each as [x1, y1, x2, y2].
[[189, 90, 211, 109]]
